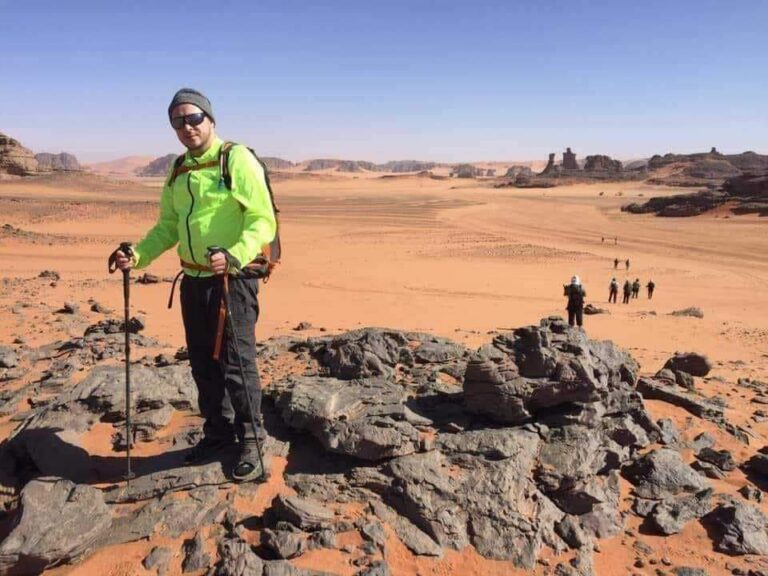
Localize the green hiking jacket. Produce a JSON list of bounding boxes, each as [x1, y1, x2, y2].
[[132, 137, 277, 277]]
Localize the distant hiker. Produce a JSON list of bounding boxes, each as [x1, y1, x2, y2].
[[614, 258, 619, 270], [608, 277, 619, 303], [625, 259, 630, 271], [112, 88, 277, 483], [647, 280, 656, 299], [632, 278, 641, 299], [622, 280, 632, 304], [564, 275, 586, 327], [601, 236, 605, 243]]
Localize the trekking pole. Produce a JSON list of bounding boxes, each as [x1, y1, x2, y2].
[[207, 247, 266, 479], [108, 241, 135, 485]]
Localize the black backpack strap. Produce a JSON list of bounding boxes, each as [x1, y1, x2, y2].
[[219, 143, 282, 279], [166, 154, 186, 188], [219, 141, 236, 189]]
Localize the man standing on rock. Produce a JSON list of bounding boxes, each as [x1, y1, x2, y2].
[[632, 278, 641, 299], [613, 258, 619, 270], [564, 276, 586, 327], [646, 279, 656, 299], [112, 88, 276, 482], [608, 277, 619, 303]]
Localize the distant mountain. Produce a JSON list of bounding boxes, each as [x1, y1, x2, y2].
[[87, 156, 156, 176], [262, 157, 294, 171], [35, 152, 81, 171], [300, 158, 440, 173], [137, 154, 177, 177], [379, 160, 436, 173], [302, 159, 345, 171]]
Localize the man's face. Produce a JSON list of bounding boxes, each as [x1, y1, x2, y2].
[[169, 103, 215, 153]]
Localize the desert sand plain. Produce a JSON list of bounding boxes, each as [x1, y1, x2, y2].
[[0, 169, 767, 576]]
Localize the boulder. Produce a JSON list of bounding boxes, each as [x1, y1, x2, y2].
[[463, 319, 637, 425], [646, 489, 714, 535], [182, 531, 211, 573], [0, 478, 111, 573], [670, 308, 705, 319], [622, 448, 709, 499], [268, 376, 426, 460], [584, 304, 608, 315], [272, 495, 335, 531], [706, 502, 768, 555], [636, 378, 724, 422], [663, 353, 711, 376], [214, 536, 264, 576], [261, 528, 307, 559]]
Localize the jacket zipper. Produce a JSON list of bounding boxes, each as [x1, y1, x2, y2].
[[184, 174, 198, 272]]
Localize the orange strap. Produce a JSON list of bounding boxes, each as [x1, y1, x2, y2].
[[213, 274, 228, 361], [172, 159, 219, 179], [175, 260, 227, 361]]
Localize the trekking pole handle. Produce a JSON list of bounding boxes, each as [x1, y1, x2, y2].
[[108, 242, 134, 274], [206, 245, 231, 274], [206, 245, 224, 262]]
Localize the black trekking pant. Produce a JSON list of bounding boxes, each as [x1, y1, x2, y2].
[[648, 289, 654, 299], [568, 308, 583, 327], [180, 274, 262, 441], [609, 290, 617, 303], [623, 292, 630, 304]]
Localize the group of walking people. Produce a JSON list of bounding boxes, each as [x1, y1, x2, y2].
[[609, 277, 655, 303], [563, 265, 658, 329]]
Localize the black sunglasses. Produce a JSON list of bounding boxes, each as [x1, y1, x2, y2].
[[170, 112, 206, 129]]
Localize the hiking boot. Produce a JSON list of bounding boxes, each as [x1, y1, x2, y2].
[[231, 440, 265, 483], [184, 434, 234, 465]]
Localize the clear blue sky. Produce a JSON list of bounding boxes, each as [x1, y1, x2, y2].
[[1, 0, 766, 163]]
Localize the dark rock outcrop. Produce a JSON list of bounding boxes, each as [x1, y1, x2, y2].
[[663, 353, 712, 377], [451, 164, 481, 178], [463, 318, 640, 426], [584, 155, 622, 172], [504, 165, 534, 178], [562, 148, 579, 170], [34, 152, 81, 171]]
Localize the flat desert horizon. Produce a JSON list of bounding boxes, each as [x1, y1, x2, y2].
[[0, 169, 767, 576]]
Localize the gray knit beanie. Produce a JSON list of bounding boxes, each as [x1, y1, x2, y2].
[[168, 88, 215, 123]]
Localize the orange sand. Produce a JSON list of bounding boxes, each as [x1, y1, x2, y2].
[[1, 171, 767, 575]]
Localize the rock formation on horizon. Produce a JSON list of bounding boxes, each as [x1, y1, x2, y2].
[[647, 149, 768, 187], [451, 163, 482, 178], [562, 147, 579, 170], [505, 165, 534, 178], [584, 155, 623, 172], [0, 132, 38, 176], [136, 153, 177, 177], [623, 171, 768, 217], [34, 152, 81, 172], [261, 157, 295, 171]]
